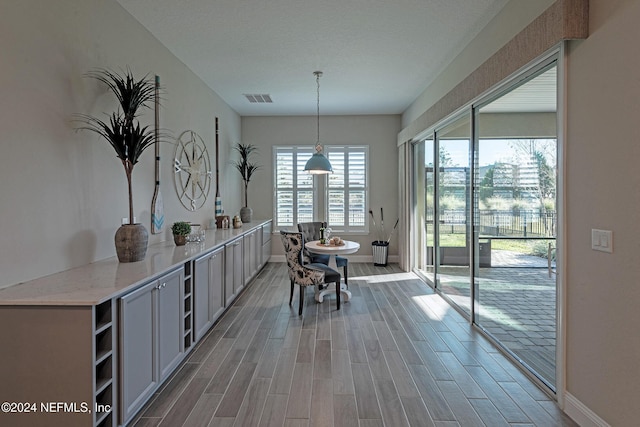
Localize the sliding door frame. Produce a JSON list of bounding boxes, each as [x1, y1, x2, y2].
[[410, 45, 565, 400]]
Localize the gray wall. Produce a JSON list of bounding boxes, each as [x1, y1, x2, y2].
[[564, 1, 640, 424], [402, 0, 640, 425], [3, 0, 638, 424], [242, 115, 401, 258], [0, 0, 243, 289]]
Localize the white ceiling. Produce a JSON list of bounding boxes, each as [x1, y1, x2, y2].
[[116, 0, 511, 116]]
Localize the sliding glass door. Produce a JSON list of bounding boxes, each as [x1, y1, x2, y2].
[[436, 116, 472, 316], [413, 135, 435, 285], [412, 61, 558, 390], [473, 65, 558, 388], [413, 114, 473, 317]]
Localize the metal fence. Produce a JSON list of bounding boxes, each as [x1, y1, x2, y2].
[[428, 209, 556, 237]]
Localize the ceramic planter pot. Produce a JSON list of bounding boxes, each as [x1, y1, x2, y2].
[[240, 206, 252, 223], [115, 224, 149, 262], [173, 234, 187, 246]]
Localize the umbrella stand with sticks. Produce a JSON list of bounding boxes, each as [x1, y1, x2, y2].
[[387, 218, 399, 243], [371, 207, 392, 266], [369, 209, 381, 243]]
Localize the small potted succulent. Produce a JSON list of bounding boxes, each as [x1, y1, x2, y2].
[[171, 221, 191, 246]]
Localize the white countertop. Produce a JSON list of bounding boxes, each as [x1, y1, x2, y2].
[[0, 220, 271, 306]]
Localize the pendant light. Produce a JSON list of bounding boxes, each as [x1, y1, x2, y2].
[[304, 71, 333, 174]]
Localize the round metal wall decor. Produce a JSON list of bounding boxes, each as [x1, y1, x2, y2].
[[174, 130, 212, 211]]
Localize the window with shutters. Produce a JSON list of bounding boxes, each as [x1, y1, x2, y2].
[[325, 146, 368, 232], [273, 146, 316, 228], [273, 145, 369, 233]]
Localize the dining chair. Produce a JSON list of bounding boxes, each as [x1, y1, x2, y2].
[[297, 222, 349, 288], [280, 230, 341, 315]]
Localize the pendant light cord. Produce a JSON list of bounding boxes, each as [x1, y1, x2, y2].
[[304, 70, 332, 173], [315, 71, 322, 149]]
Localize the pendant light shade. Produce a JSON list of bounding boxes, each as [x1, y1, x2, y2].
[[305, 147, 333, 174], [304, 71, 332, 174]]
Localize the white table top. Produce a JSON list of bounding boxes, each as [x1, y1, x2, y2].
[[305, 240, 360, 255]]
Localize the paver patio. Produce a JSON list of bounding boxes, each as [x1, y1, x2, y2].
[[423, 250, 557, 386]]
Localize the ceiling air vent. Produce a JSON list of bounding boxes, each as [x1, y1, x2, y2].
[[244, 94, 272, 103]]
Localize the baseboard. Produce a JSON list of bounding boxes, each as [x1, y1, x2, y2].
[[268, 255, 399, 264], [564, 392, 610, 427]]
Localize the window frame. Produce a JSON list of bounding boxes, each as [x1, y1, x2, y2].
[[273, 144, 369, 234], [324, 145, 369, 234], [272, 146, 318, 229]]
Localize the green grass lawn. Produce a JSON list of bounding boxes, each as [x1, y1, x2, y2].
[[431, 233, 554, 258]]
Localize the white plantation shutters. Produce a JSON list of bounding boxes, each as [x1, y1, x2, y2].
[[326, 146, 368, 232], [274, 146, 315, 227], [274, 145, 368, 232]]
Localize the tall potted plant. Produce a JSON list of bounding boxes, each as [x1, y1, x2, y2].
[[233, 143, 261, 223], [75, 68, 159, 262]]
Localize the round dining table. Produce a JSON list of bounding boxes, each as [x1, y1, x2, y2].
[[305, 240, 360, 303]]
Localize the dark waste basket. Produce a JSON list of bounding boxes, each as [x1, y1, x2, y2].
[[372, 241, 389, 266]]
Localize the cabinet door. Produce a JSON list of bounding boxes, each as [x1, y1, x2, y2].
[[194, 254, 211, 342], [225, 238, 242, 306], [261, 220, 272, 266], [233, 237, 244, 295], [209, 246, 225, 322], [257, 225, 265, 269], [120, 281, 158, 425], [243, 231, 253, 285], [157, 268, 185, 381], [255, 227, 263, 270], [244, 229, 259, 285]]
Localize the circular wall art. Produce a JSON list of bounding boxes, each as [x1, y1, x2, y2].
[[174, 130, 212, 211]]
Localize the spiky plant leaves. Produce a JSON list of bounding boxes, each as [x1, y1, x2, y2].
[[84, 67, 157, 123], [74, 67, 163, 224], [245, 163, 261, 183], [233, 143, 262, 206]]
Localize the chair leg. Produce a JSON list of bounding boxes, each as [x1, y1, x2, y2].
[[299, 285, 305, 315], [289, 280, 294, 306], [343, 264, 348, 289], [336, 280, 341, 310]]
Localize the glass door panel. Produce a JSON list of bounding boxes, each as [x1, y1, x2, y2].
[[436, 115, 471, 316], [413, 135, 435, 285], [473, 65, 558, 388]]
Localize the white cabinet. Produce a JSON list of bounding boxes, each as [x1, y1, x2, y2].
[[225, 237, 244, 306], [157, 269, 185, 380], [119, 267, 185, 426], [0, 220, 273, 427], [194, 246, 225, 342], [261, 220, 272, 268], [243, 228, 260, 285]]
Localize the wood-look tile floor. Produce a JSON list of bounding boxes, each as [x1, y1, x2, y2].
[[132, 262, 577, 427]]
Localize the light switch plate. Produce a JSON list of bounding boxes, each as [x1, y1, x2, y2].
[[592, 229, 613, 253]]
